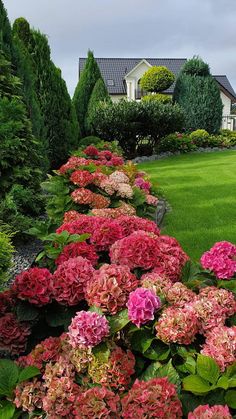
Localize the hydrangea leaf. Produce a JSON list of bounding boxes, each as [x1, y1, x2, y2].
[[0, 360, 19, 397], [182, 375, 211, 394], [107, 309, 130, 334], [0, 400, 15, 419], [18, 366, 41, 384], [196, 354, 220, 385]]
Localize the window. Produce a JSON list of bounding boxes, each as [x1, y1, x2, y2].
[[107, 79, 114, 86]]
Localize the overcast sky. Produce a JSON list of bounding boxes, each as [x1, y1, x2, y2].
[[4, 0, 236, 96]]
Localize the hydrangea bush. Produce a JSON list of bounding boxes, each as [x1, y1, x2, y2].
[[0, 141, 236, 418]]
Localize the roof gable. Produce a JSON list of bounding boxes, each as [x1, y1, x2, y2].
[[124, 59, 152, 78]]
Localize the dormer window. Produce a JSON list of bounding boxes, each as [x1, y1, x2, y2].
[[107, 79, 114, 86]]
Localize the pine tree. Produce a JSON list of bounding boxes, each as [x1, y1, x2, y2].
[[85, 77, 111, 134], [173, 57, 223, 133], [73, 50, 102, 136], [12, 18, 48, 172], [19, 28, 80, 168], [0, 0, 12, 59]]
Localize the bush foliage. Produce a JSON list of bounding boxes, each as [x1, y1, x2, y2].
[[140, 65, 175, 93]]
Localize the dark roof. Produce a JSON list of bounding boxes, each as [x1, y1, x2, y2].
[[79, 57, 236, 99]]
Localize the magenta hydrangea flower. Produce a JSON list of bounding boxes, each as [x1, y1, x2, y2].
[[127, 287, 161, 328], [68, 311, 109, 349], [188, 404, 232, 418], [201, 241, 236, 279]]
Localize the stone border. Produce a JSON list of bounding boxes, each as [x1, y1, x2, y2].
[[132, 146, 236, 164]]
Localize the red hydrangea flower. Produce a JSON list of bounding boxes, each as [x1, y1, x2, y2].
[[156, 306, 199, 345], [70, 170, 94, 187], [0, 313, 31, 355], [68, 311, 109, 348], [12, 267, 52, 306], [85, 264, 139, 314], [188, 404, 232, 418], [98, 150, 113, 161], [91, 219, 124, 251], [83, 145, 99, 157], [117, 215, 160, 236], [0, 290, 16, 314], [74, 386, 121, 418], [55, 242, 98, 267], [18, 336, 62, 370], [127, 287, 161, 327], [58, 156, 89, 174], [201, 241, 236, 279], [201, 326, 236, 371], [51, 257, 94, 305], [109, 230, 160, 271], [109, 155, 124, 166], [57, 215, 100, 236], [122, 378, 182, 418]]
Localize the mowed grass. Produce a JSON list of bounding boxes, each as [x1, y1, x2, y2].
[[139, 151, 236, 261]]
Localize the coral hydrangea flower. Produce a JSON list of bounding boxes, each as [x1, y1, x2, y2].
[[12, 267, 52, 306], [127, 287, 161, 327], [74, 387, 121, 418], [156, 306, 199, 345], [91, 193, 111, 209], [166, 282, 196, 308], [122, 378, 182, 418], [0, 313, 31, 355], [18, 336, 62, 371], [140, 272, 172, 297], [201, 326, 236, 371], [14, 379, 45, 413], [70, 170, 94, 187], [86, 264, 138, 314], [201, 241, 236, 279], [188, 404, 232, 418], [55, 242, 98, 267], [51, 257, 94, 305], [71, 188, 94, 205], [42, 376, 80, 418], [68, 311, 110, 349]]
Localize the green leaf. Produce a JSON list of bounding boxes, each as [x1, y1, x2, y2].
[[178, 356, 196, 375], [217, 280, 236, 293], [68, 233, 90, 243], [0, 400, 15, 419], [182, 375, 212, 394], [131, 328, 155, 353], [143, 340, 170, 361], [181, 260, 200, 284], [45, 304, 75, 328], [155, 360, 181, 393], [93, 343, 110, 363], [89, 306, 104, 315], [108, 309, 130, 334], [225, 389, 236, 408], [139, 361, 161, 381], [16, 301, 39, 321], [196, 354, 220, 385], [18, 366, 41, 384], [216, 376, 229, 390], [0, 360, 19, 397]]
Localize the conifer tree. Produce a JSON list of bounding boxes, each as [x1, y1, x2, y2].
[[0, 0, 12, 59], [173, 57, 223, 133], [73, 50, 102, 136], [85, 77, 111, 134]]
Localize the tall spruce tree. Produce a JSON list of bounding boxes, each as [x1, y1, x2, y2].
[[85, 77, 111, 134], [173, 57, 223, 133], [0, 0, 12, 59], [12, 18, 48, 172], [18, 27, 79, 168], [73, 50, 102, 136]]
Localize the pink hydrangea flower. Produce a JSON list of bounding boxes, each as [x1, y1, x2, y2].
[[68, 311, 110, 348], [74, 387, 121, 418], [51, 257, 94, 305], [188, 404, 232, 418], [127, 287, 161, 327], [122, 378, 182, 418], [55, 241, 99, 267], [156, 306, 199, 345], [140, 272, 172, 297], [134, 177, 151, 192], [146, 194, 158, 206], [91, 219, 124, 251], [86, 264, 139, 314], [117, 215, 160, 236], [42, 376, 80, 418], [201, 241, 236, 279], [201, 326, 236, 371], [14, 379, 45, 413], [166, 282, 196, 308]]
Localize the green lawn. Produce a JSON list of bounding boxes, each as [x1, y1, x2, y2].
[[139, 150, 236, 261]]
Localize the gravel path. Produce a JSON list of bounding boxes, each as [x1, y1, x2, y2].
[[8, 238, 43, 284]]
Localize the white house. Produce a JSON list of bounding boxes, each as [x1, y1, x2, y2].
[[79, 57, 236, 130]]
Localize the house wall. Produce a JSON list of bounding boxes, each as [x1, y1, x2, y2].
[[221, 91, 231, 115], [125, 61, 151, 100]]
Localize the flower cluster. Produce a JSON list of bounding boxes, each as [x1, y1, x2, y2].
[[12, 267, 52, 306], [85, 264, 139, 314], [140, 272, 172, 297], [74, 386, 121, 418], [127, 287, 161, 327], [51, 257, 94, 305], [55, 242, 99, 267], [188, 404, 232, 418], [14, 379, 45, 413], [91, 202, 136, 218], [0, 313, 31, 355], [201, 326, 236, 371], [18, 336, 62, 370], [116, 215, 160, 236], [70, 170, 94, 187], [156, 306, 199, 345], [122, 378, 183, 418], [166, 282, 196, 308], [0, 289, 16, 315], [201, 241, 236, 279], [68, 311, 110, 349]]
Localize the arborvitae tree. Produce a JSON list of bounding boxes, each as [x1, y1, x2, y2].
[[173, 56, 223, 133], [20, 27, 79, 168], [0, 0, 12, 59], [73, 50, 102, 136], [12, 18, 48, 172], [85, 77, 111, 134]]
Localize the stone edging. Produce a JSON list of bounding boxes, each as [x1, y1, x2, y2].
[[132, 145, 236, 164]]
